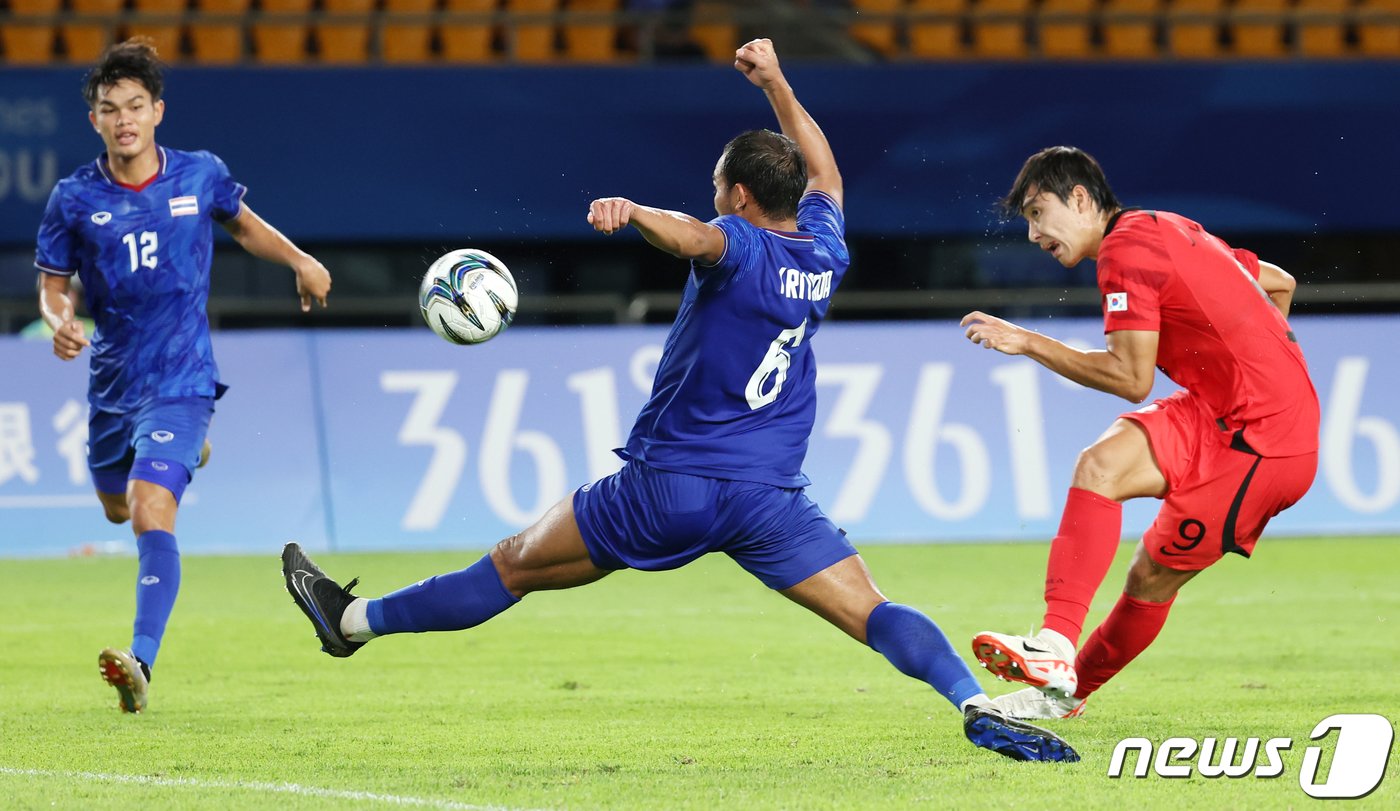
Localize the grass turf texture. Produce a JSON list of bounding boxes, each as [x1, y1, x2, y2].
[[2, 537, 1396, 810]]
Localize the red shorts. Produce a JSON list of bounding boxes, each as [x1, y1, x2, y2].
[[1122, 391, 1317, 571]]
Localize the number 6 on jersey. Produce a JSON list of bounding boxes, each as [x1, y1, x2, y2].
[[746, 319, 807, 410]]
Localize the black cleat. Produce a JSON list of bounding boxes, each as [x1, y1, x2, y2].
[[282, 542, 365, 658], [964, 704, 1081, 762]]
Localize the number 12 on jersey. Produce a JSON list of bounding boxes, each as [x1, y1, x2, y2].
[[746, 319, 808, 410], [121, 231, 159, 272]]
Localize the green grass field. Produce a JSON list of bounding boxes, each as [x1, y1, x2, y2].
[[2, 537, 1397, 810]]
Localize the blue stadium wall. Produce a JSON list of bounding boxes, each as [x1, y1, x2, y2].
[[2, 317, 1397, 556], [2, 63, 1399, 243]]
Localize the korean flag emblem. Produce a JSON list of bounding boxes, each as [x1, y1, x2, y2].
[[1106, 292, 1129, 313]]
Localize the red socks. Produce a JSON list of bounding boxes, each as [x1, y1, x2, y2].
[[1041, 487, 1123, 645], [1074, 593, 1175, 698]]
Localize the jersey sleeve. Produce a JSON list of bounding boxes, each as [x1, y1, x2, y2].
[[202, 151, 248, 222], [696, 214, 761, 286], [1096, 239, 1165, 333], [1232, 247, 1261, 279], [797, 191, 849, 266], [35, 183, 77, 275]]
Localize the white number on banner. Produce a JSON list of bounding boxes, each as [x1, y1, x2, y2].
[[745, 320, 807, 410], [567, 367, 625, 481], [1323, 357, 1400, 513], [904, 363, 991, 520], [480, 370, 568, 526], [990, 363, 1053, 519], [380, 371, 466, 531], [817, 363, 892, 521]]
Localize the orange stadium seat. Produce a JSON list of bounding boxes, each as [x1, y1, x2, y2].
[[189, 0, 249, 63], [849, 0, 903, 58], [128, 0, 187, 62], [562, 0, 621, 62], [64, 0, 124, 62], [1230, 0, 1287, 57], [1358, 0, 1400, 55], [1294, 0, 1350, 57], [253, 0, 313, 63], [972, 0, 1032, 58], [908, 0, 967, 59], [317, 0, 374, 63], [1038, 0, 1095, 57], [3, 0, 60, 64], [441, 0, 498, 62], [690, 0, 737, 62], [1167, 0, 1223, 57], [1102, 0, 1160, 57], [380, 0, 436, 62], [505, 0, 557, 61]]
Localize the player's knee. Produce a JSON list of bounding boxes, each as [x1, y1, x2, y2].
[[1070, 445, 1119, 494], [490, 536, 530, 595], [102, 503, 130, 524]]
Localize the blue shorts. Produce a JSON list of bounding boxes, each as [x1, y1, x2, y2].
[[572, 462, 857, 591], [89, 397, 215, 503]]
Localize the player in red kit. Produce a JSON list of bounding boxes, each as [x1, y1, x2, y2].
[[960, 146, 1320, 720]]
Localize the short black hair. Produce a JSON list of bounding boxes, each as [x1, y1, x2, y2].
[[83, 37, 165, 108], [717, 129, 807, 220], [1000, 146, 1121, 220]]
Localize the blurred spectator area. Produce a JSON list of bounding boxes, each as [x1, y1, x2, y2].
[[1, 0, 1398, 64]]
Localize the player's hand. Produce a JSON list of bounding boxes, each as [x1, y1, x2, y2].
[[588, 197, 634, 235], [294, 257, 331, 312], [961, 311, 1032, 356], [52, 319, 89, 361], [734, 39, 785, 91]]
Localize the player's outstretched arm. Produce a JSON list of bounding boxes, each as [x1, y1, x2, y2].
[[38, 272, 88, 361], [1256, 260, 1296, 318], [588, 197, 725, 264], [221, 202, 332, 312], [734, 38, 842, 208], [961, 311, 1159, 402]]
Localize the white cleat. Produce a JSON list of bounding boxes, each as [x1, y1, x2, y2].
[[971, 629, 1079, 700], [990, 686, 1086, 721], [98, 647, 148, 713]]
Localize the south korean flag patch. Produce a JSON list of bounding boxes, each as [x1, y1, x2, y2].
[[1106, 292, 1129, 313]]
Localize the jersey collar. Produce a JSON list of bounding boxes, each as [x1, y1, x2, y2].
[[1102, 206, 1150, 237], [96, 146, 167, 192]]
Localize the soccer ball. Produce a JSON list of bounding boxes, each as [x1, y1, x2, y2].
[[418, 248, 518, 345]]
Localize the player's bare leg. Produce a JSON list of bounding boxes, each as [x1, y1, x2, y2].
[[284, 494, 609, 657], [783, 556, 1079, 762], [97, 489, 129, 524], [973, 419, 1166, 699]]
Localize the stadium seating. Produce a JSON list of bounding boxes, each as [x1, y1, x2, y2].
[[253, 0, 313, 63], [1295, 0, 1350, 57], [850, 0, 903, 57], [972, 0, 1032, 58], [318, 0, 376, 63], [690, 0, 737, 62], [561, 0, 622, 61], [1230, 0, 1288, 57], [1102, 0, 1160, 57], [380, 0, 438, 62], [190, 0, 250, 63], [504, 0, 557, 61], [128, 0, 187, 61], [441, 0, 498, 62], [908, 0, 967, 59], [64, 0, 124, 61], [1038, 0, 1095, 57], [2, 0, 60, 63], [1358, 0, 1400, 56], [1167, 0, 1223, 57]]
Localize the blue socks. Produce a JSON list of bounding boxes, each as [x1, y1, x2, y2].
[[366, 554, 520, 635], [131, 530, 180, 670], [866, 601, 984, 709]]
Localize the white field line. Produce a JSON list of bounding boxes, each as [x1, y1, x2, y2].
[[0, 767, 544, 811]]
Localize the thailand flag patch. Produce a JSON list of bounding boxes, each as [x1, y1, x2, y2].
[[168, 196, 199, 217], [1106, 292, 1128, 312]]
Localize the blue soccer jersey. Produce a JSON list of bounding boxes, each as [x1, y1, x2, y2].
[[35, 147, 246, 412], [621, 191, 849, 488]]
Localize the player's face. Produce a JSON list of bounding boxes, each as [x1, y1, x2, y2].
[[88, 79, 164, 161], [1021, 186, 1100, 267]]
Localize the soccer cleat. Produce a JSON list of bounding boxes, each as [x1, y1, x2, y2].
[[990, 686, 1087, 721], [964, 704, 1081, 763], [282, 542, 365, 658], [98, 648, 148, 714], [971, 630, 1079, 699]]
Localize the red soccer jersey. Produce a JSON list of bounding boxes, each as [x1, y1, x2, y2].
[[1096, 209, 1320, 457]]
